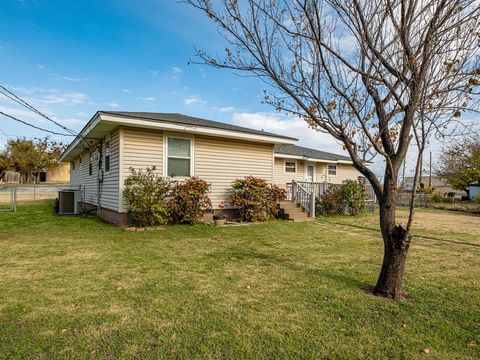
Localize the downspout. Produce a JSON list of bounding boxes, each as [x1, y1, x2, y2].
[[97, 141, 103, 217]]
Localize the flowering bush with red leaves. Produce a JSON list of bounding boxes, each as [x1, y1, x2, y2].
[[229, 176, 286, 221], [167, 177, 212, 224]]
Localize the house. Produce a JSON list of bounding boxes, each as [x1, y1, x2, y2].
[[59, 111, 358, 225], [402, 175, 467, 199], [468, 184, 480, 201], [34, 162, 70, 183]]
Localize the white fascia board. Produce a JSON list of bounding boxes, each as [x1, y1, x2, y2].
[[274, 153, 353, 164], [59, 113, 102, 162], [101, 114, 297, 145]]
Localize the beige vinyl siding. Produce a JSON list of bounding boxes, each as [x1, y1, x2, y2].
[[120, 127, 164, 212], [99, 130, 120, 211], [122, 127, 164, 178], [70, 152, 97, 205], [69, 130, 120, 211], [273, 157, 358, 187], [273, 158, 306, 189], [195, 135, 274, 207], [316, 163, 358, 184]]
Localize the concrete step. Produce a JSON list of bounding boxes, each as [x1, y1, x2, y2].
[[291, 216, 315, 222], [286, 212, 314, 221], [279, 203, 301, 210], [281, 207, 305, 215]]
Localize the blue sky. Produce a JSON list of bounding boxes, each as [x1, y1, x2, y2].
[[1, 0, 466, 178], [0, 0, 346, 156]]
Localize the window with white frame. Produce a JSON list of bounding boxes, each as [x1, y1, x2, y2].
[[104, 140, 111, 172], [285, 161, 297, 173], [167, 137, 191, 177], [328, 164, 337, 176], [89, 153, 93, 176]]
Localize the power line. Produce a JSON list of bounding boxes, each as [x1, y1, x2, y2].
[[0, 128, 10, 138], [0, 84, 78, 136], [0, 111, 75, 137]]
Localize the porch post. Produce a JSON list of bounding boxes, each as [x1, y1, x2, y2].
[[310, 191, 315, 217]]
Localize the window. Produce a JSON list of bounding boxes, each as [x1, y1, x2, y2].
[[167, 137, 191, 177], [104, 141, 111, 172], [285, 161, 297, 174], [89, 153, 93, 176], [328, 164, 337, 176], [71, 160, 75, 171]]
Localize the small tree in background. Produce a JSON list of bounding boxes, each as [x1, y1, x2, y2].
[[0, 137, 66, 182], [123, 167, 170, 227], [229, 176, 286, 221], [437, 139, 480, 197], [167, 177, 212, 224]]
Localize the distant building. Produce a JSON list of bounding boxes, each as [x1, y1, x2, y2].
[[469, 184, 480, 201], [401, 175, 467, 199], [32, 162, 71, 183]]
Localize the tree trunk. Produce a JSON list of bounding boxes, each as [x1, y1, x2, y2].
[[373, 194, 412, 299]]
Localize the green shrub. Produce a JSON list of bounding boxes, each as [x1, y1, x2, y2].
[[317, 185, 342, 216], [317, 181, 367, 216], [167, 177, 212, 224], [229, 176, 286, 221], [340, 180, 366, 215], [123, 167, 170, 227], [430, 192, 444, 203]]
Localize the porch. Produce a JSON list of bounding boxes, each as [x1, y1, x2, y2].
[[283, 180, 377, 218]]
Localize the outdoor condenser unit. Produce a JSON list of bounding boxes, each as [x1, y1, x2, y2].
[[58, 189, 82, 215]]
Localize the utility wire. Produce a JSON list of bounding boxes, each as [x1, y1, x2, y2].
[[0, 111, 75, 136], [0, 128, 10, 138], [0, 84, 78, 136]]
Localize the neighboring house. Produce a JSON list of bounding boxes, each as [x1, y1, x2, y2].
[[403, 175, 467, 199], [59, 111, 358, 225], [36, 162, 70, 183], [469, 184, 480, 200]]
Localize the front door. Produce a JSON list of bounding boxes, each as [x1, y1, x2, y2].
[[306, 163, 315, 182]]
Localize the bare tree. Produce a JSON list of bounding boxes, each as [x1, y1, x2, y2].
[[185, 0, 480, 298]]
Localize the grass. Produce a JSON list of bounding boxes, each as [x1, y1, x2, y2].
[[0, 201, 479, 359]]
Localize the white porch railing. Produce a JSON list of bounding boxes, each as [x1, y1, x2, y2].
[[291, 180, 316, 217], [289, 180, 377, 217]]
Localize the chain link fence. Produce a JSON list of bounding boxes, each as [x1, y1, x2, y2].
[[0, 183, 68, 204]]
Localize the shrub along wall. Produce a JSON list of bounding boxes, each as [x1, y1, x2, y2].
[[123, 168, 212, 227]]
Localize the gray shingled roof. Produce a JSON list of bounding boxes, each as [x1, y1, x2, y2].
[[275, 144, 351, 162], [100, 111, 297, 141]]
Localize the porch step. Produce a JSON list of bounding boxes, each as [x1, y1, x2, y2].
[[287, 213, 315, 222], [278, 201, 314, 222]]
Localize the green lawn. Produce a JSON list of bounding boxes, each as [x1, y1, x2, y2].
[[0, 201, 479, 359]]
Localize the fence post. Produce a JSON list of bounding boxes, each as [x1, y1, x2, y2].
[[310, 191, 316, 217], [292, 181, 296, 203]]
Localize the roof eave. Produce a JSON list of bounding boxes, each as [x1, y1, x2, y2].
[[59, 112, 297, 161], [274, 153, 353, 164]]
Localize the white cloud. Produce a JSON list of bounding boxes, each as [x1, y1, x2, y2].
[[136, 96, 155, 101], [51, 73, 83, 82], [38, 92, 90, 105], [199, 69, 207, 78], [213, 106, 236, 112], [121, 89, 130, 93], [172, 67, 183, 74], [184, 96, 207, 105], [231, 112, 347, 155], [37, 64, 45, 69], [106, 102, 119, 108]]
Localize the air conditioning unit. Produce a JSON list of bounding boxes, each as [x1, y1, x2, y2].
[[58, 189, 82, 215]]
